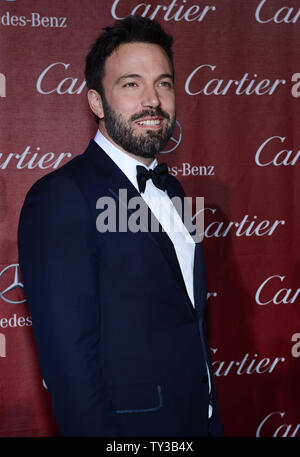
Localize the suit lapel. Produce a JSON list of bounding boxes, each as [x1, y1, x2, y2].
[[85, 140, 195, 317]]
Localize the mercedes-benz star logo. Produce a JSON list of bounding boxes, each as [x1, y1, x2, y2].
[[0, 264, 26, 304], [161, 120, 183, 154]]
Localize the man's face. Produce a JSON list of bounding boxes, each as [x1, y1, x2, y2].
[[95, 42, 176, 160]]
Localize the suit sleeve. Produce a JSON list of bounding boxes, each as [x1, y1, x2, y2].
[[18, 174, 120, 436]]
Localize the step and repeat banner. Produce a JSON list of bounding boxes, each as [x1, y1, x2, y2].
[[0, 0, 299, 437]]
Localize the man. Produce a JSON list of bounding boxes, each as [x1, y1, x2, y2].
[[18, 16, 223, 437]]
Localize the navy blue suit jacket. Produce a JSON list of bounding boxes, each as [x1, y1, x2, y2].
[[18, 140, 223, 436]]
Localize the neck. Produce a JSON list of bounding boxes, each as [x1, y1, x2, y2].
[[125, 152, 155, 167], [99, 124, 156, 167]]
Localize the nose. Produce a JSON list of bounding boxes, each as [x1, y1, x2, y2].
[[141, 84, 160, 109]]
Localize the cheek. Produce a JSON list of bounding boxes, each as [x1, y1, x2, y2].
[[162, 94, 176, 114], [111, 94, 139, 117]]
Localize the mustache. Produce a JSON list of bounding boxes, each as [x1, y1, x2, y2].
[[130, 107, 171, 122]]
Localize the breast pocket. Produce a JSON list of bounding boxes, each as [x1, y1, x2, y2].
[[109, 383, 163, 414]]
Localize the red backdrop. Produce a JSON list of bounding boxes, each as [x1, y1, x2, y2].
[[0, 0, 299, 437]]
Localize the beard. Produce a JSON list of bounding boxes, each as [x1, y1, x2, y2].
[[101, 94, 176, 158]]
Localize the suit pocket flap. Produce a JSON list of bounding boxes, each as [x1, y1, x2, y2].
[[110, 383, 163, 414]]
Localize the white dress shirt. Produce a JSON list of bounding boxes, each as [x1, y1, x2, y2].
[[94, 129, 212, 418]]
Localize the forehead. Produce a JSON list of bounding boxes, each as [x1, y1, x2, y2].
[[103, 42, 172, 80]]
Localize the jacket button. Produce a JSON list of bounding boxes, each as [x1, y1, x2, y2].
[[202, 374, 208, 384]]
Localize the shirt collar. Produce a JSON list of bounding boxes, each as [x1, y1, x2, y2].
[[94, 129, 158, 191]]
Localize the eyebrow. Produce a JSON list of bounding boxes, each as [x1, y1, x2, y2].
[[116, 73, 174, 84]]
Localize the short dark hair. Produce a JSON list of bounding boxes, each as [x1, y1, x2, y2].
[[85, 15, 174, 100]]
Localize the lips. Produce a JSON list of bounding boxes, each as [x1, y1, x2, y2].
[[137, 118, 161, 126], [135, 117, 165, 129]]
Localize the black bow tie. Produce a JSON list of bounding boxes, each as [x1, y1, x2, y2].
[[136, 162, 169, 193]]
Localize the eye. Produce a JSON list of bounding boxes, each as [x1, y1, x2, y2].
[[159, 80, 173, 88], [123, 81, 138, 88]]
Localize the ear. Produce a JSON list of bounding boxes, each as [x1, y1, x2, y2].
[[87, 89, 104, 119]]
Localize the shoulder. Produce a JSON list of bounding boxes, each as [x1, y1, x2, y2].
[[19, 152, 92, 236], [28, 155, 84, 192], [22, 142, 97, 205]]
